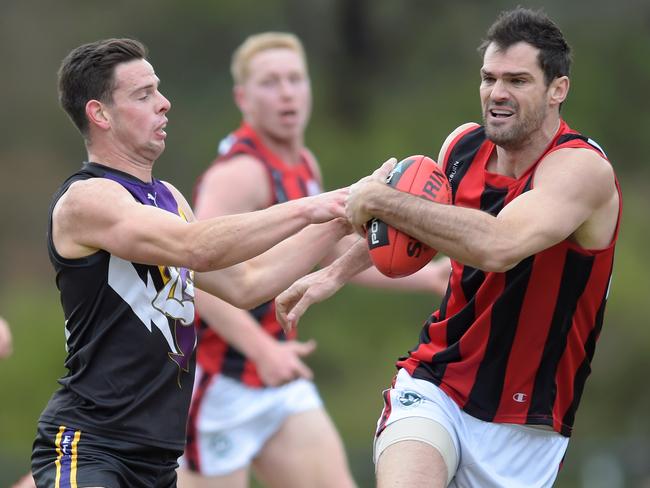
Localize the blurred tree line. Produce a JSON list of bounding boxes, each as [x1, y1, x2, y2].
[[1, 0, 649, 486]]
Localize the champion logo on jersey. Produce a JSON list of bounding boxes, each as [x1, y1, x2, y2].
[[398, 390, 423, 407], [513, 392, 528, 403]]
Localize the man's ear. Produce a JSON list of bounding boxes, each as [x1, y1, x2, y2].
[[549, 76, 569, 107], [233, 85, 247, 113], [85, 99, 110, 130]]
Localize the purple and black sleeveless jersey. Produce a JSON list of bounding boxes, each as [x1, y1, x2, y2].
[[40, 162, 196, 451], [395, 120, 621, 437]]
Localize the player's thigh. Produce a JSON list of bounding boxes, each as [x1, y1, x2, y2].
[[375, 416, 456, 487], [376, 439, 448, 488], [176, 465, 248, 488], [252, 408, 356, 488]]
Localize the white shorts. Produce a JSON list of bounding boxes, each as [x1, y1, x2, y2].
[[180, 367, 322, 476], [374, 369, 569, 488]]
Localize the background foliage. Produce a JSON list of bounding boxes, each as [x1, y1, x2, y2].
[[1, 0, 649, 486]]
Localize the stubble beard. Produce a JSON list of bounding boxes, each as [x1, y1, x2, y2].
[[483, 103, 547, 150]]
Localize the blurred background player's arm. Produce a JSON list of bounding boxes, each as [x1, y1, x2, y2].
[[193, 154, 319, 386], [195, 291, 316, 385]]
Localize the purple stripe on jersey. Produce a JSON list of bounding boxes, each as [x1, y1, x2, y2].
[[58, 427, 76, 487]]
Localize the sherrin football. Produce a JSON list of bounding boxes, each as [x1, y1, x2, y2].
[[367, 155, 451, 278]]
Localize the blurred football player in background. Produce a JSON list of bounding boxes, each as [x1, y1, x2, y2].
[[178, 32, 450, 488]]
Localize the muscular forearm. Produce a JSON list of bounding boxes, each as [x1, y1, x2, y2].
[[196, 218, 351, 309], [241, 218, 352, 304], [274, 238, 374, 331], [364, 183, 510, 271], [326, 238, 374, 285], [189, 199, 312, 272]]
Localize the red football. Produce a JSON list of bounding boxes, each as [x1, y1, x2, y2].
[[367, 155, 451, 278]]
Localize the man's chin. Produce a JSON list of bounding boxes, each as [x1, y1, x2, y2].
[[486, 125, 517, 146], [146, 143, 165, 161]]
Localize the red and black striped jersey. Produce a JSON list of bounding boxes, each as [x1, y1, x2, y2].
[[397, 120, 621, 436], [193, 123, 321, 387]]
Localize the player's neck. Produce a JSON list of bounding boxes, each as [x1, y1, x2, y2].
[[255, 130, 304, 166], [86, 141, 155, 183]]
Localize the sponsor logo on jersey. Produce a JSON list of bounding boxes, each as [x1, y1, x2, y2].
[[448, 160, 461, 183], [147, 192, 158, 207]]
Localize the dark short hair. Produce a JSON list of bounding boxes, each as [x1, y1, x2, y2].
[[478, 7, 572, 85], [58, 38, 147, 135]]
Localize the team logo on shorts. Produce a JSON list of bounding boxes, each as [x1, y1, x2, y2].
[[207, 433, 232, 457], [398, 390, 422, 407]]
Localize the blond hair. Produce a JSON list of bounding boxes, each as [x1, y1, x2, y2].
[[231, 32, 307, 84]]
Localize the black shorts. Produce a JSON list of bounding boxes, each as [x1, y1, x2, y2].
[[31, 422, 182, 488]]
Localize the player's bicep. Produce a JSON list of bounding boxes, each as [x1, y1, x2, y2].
[[496, 149, 613, 259], [56, 179, 192, 266], [194, 155, 271, 219], [496, 186, 580, 258]]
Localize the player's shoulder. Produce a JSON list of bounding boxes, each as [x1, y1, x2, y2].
[[437, 122, 482, 166], [195, 153, 273, 214], [51, 177, 132, 235], [203, 153, 268, 185], [543, 144, 612, 175], [537, 146, 616, 195], [56, 177, 126, 213]]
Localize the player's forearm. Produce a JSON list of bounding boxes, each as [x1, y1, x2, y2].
[[188, 201, 311, 272], [364, 184, 507, 271], [236, 218, 352, 308], [327, 238, 374, 285]]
